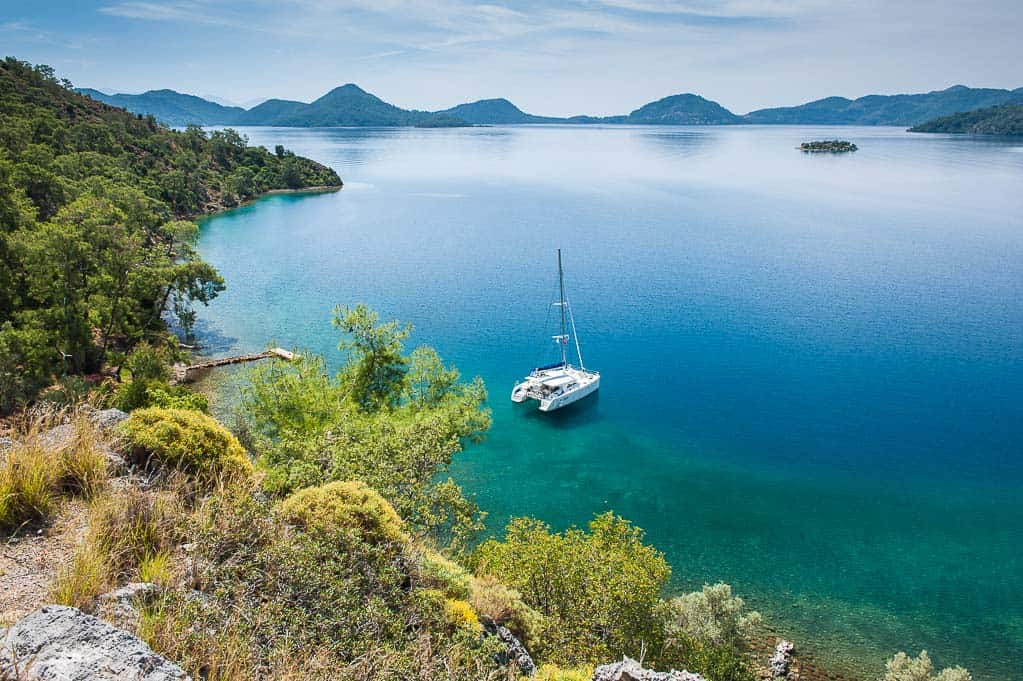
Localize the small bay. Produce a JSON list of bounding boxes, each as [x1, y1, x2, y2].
[[195, 125, 1023, 680]]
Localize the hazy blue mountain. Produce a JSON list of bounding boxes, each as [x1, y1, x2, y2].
[[435, 98, 632, 124], [76, 88, 244, 126], [232, 98, 308, 125], [910, 102, 1023, 135], [437, 92, 739, 125], [744, 85, 1023, 125], [436, 98, 561, 124], [235, 84, 465, 127], [625, 93, 741, 125]]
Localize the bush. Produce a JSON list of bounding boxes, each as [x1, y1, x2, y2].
[[419, 549, 473, 600], [279, 480, 407, 545], [472, 512, 670, 666], [657, 583, 761, 649], [884, 651, 971, 681], [662, 638, 756, 681], [120, 407, 252, 485], [444, 598, 483, 635], [469, 575, 545, 650], [141, 492, 504, 680], [653, 583, 760, 681], [144, 385, 209, 413], [535, 665, 594, 681]]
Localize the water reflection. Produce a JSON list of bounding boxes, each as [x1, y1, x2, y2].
[[637, 128, 715, 159]]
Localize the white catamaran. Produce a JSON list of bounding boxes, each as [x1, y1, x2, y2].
[[511, 249, 600, 412]]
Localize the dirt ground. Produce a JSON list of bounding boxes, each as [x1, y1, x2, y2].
[[0, 502, 87, 627]]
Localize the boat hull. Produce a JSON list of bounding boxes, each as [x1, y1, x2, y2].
[[511, 367, 600, 412], [538, 374, 599, 411]]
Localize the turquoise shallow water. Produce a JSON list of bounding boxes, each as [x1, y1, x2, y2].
[[194, 125, 1023, 680]]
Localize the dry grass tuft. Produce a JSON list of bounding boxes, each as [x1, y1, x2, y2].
[[87, 487, 181, 579], [138, 551, 176, 588], [0, 440, 58, 529], [49, 542, 112, 609], [55, 413, 110, 499], [1, 407, 111, 530]]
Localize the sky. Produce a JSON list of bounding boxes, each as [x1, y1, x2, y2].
[[2, 1, 1021, 116]]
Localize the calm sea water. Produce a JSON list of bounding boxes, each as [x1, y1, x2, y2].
[[195, 125, 1023, 680]]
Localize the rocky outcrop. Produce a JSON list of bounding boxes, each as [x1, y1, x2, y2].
[[593, 657, 707, 681], [770, 640, 795, 680], [489, 624, 536, 675], [0, 605, 189, 680], [89, 408, 129, 431]]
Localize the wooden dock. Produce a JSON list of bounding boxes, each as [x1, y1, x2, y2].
[[173, 347, 298, 382]]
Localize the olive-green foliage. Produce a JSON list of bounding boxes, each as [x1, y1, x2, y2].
[[419, 549, 474, 600], [535, 665, 594, 681], [120, 407, 253, 484], [141, 385, 210, 413], [472, 512, 671, 666], [657, 583, 761, 649], [333, 304, 412, 411], [469, 574, 545, 651], [279, 480, 408, 545], [443, 598, 483, 635], [652, 583, 760, 681], [143, 492, 506, 680], [0, 58, 340, 411], [242, 307, 490, 549], [883, 651, 972, 681], [113, 342, 208, 412]]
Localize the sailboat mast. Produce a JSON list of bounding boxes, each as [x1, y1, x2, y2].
[[558, 248, 567, 367]]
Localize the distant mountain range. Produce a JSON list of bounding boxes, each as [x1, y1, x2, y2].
[[76, 88, 244, 127], [744, 85, 1023, 126], [78, 84, 1023, 129]]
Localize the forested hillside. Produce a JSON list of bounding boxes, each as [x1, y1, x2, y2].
[[909, 103, 1023, 135], [0, 58, 341, 411]]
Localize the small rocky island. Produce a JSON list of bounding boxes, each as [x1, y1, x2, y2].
[[799, 140, 858, 153]]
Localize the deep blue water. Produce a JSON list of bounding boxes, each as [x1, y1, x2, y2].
[[194, 125, 1023, 679]]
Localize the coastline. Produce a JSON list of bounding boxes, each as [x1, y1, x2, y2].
[[187, 184, 343, 220]]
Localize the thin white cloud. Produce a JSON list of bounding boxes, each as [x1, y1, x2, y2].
[[0, 19, 103, 49]]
